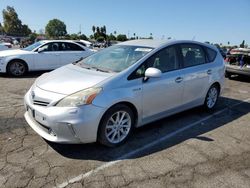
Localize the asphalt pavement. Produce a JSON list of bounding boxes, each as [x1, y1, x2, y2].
[[0, 72, 249, 188]]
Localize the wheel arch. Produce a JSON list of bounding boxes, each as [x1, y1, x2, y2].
[[211, 81, 221, 94], [97, 101, 139, 137], [7, 58, 29, 73]]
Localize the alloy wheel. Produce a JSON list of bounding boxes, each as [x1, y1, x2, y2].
[[9, 62, 26, 76], [105, 111, 131, 144], [206, 87, 218, 109]]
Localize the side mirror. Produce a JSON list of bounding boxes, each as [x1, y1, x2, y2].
[[144, 67, 162, 78], [37, 48, 43, 53]]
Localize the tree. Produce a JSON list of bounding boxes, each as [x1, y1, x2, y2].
[[240, 40, 245, 48], [2, 6, 31, 36], [97, 36, 105, 42], [227, 41, 230, 45], [28, 32, 38, 43], [116, 34, 127, 41], [21, 24, 31, 36], [45, 19, 67, 39], [96, 27, 100, 34], [79, 34, 88, 40], [0, 22, 3, 34], [70, 33, 79, 40], [92, 25, 95, 34], [108, 33, 116, 41], [103, 25, 106, 34], [114, 31, 117, 36]]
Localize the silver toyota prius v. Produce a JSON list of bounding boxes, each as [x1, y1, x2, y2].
[[24, 40, 225, 147]]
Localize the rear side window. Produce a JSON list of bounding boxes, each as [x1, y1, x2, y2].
[[205, 47, 217, 62], [65, 43, 84, 51], [180, 44, 206, 67]]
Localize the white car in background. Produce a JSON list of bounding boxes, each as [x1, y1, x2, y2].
[[0, 44, 8, 51], [0, 40, 94, 76]]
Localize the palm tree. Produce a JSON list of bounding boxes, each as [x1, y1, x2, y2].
[[103, 25, 106, 34], [100, 27, 104, 34], [133, 33, 136, 39], [96, 27, 100, 34], [92, 26, 96, 34], [114, 31, 117, 36]]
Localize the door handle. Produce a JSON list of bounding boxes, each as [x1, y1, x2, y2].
[[207, 69, 212, 75], [175, 77, 183, 83]]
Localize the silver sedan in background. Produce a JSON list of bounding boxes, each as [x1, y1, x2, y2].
[[24, 40, 225, 147]]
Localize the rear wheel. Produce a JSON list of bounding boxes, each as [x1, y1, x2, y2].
[[7, 60, 27, 76], [204, 84, 219, 111], [98, 104, 134, 147]]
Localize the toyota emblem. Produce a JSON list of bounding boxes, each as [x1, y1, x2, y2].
[[31, 91, 35, 99]]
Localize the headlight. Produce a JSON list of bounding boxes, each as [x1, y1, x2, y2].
[[56, 87, 102, 107]]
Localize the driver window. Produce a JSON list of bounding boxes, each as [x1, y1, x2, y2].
[[39, 43, 59, 52], [148, 46, 178, 73], [128, 46, 179, 80]]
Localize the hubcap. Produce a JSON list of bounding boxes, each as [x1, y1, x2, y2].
[[10, 62, 25, 76], [207, 87, 218, 108], [105, 111, 131, 144]]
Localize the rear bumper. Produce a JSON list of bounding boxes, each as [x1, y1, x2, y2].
[[226, 65, 250, 76]]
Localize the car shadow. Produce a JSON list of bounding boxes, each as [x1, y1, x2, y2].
[[45, 96, 250, 161], [227, 75, 250, 83], [0, 70, 51, 79]]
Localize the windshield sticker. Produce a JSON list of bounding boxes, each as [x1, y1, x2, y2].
[[135, 48, 152, 52]]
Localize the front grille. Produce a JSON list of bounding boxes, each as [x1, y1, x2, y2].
[[33, 100, 50, 106]]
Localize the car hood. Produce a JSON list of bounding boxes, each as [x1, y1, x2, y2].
[[0, 49, 32, 56], [36, 64, 114, 95]]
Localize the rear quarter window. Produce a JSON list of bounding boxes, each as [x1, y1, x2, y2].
[[205, 47, 217, 62]]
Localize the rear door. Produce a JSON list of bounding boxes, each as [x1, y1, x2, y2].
[[57, 42, 87, 67], [179, 43, 214, 106]]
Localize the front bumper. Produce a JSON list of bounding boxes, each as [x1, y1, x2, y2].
[[24, 89, 106, 143], [0, 59, 7, 73]]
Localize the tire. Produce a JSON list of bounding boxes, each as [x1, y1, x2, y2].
[[7, 60, 27, 76], [98, 104, 135, 147], [225, 71, 232, 79], [204, 84, 220, 111]]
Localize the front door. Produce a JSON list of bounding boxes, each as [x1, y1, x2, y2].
[[35, 42, 61, 70], [140, 45, 184, 122]]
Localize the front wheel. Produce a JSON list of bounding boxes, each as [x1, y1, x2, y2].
[[98, 104, 134, 147], [7, 60, 27, 76], [204, 85, 219, 111]]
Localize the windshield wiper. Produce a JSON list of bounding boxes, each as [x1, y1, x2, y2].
[[72, 57, 84, 65], [90, 65, 112, 73]]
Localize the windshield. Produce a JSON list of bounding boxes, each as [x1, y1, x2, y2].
[[77, 45, 153, 72], [23, 41, 44, 51]]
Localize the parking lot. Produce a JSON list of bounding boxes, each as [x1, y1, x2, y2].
[[0, 73, 249, 188]]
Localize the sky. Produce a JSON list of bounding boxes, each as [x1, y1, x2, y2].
[[0, 0, 250, 45]]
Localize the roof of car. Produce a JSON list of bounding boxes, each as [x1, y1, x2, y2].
[[118, 39, 218, 50], [40, 40, 80, 43], [118, 39, 171, 48]]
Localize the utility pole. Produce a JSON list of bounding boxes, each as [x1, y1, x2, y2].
[[79, 24, 82, 35]]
